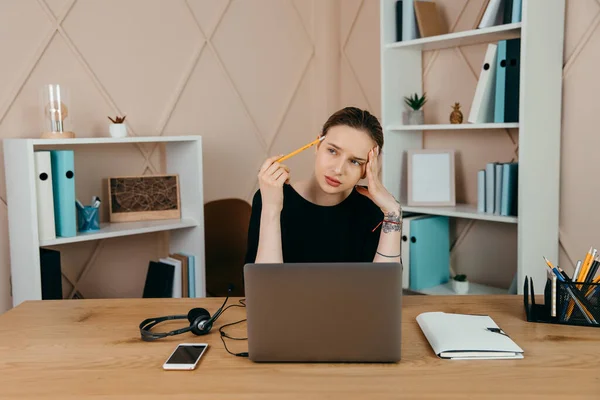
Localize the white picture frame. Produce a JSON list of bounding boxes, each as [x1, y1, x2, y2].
[[407, 149, 456, 206]]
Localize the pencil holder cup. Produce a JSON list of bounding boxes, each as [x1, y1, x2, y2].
[[77, 206, 100, 232], [523, 276, 600, 328], [555, 280, 600, 326]]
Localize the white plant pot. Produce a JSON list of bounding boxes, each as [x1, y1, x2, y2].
[[451, 280, 469, 295], [405, 109, 424, 125], [109, 123, 127, 138]]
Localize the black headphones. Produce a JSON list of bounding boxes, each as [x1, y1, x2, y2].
[[139, 289, 231, 342]]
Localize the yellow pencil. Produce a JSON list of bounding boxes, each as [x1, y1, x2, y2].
[[577, 246, 593, 282], [567, 247, 596, 319], [277, 136, 324, 163], [585, 257, 600, 296]]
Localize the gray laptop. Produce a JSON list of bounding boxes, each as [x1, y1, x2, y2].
[[243, 262, 402, 363]]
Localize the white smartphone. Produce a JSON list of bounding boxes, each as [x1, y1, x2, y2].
[[162, 343, 208, 370]]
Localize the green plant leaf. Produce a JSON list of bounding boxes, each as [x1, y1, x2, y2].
[[403, 92, 427, 110]]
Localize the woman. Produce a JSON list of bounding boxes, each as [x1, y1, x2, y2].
[[244, 106, 402, 264]]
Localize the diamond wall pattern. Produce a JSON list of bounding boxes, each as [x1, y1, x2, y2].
[[0, 0, 597, 311]]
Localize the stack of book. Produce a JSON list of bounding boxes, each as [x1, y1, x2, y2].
[[142, 253, 197, 298], [477, 162, 518, 216]]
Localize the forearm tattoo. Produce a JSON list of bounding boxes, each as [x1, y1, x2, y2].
[[382, 210, 402, 234]]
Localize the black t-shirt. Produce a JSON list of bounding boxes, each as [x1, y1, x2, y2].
[[244, 183, 384, 264]]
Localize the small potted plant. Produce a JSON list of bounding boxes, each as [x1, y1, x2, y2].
[[451, 274, 469, 294], [403, 92, 427, 125], [108, 115, 127, 138]]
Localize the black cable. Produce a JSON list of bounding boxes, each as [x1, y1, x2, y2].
[[217, 299, 248, 357], [211, 295, 230, 322]]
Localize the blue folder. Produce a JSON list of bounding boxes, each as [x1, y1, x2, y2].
[[511, 0, 522, 23], [50, 150, 77, 237], [409, 216, 450, 291], [494, 40, 507, 123]]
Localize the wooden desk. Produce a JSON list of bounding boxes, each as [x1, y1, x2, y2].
[[0, 296, 598, 399]]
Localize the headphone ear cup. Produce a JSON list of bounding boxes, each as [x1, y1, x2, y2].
[[188, 308, 211, 336]]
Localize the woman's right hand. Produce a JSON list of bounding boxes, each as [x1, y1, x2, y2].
[[258, 155, 290, 213]]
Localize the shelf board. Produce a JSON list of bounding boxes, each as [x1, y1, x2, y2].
[[387, 123, 519, 131], [385, 23, 521, 51], [40, 218, 198, 246], [414, 282, 509, 295], [29, 135, 200, 146], [402, 204, 518, 224]]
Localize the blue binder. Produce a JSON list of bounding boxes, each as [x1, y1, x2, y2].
[[511, 0, 522, 23], [50, 150, 77, 237], [493, 40, 507, 123], [408, 216, 450, 291]]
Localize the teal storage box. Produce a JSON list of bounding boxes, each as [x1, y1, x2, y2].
[[408, 216, 450, 291]]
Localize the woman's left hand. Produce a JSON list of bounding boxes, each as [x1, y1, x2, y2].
[[355, 147, 400, 214]]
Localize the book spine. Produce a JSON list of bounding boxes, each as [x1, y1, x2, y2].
[[477, 170, 486, 213]]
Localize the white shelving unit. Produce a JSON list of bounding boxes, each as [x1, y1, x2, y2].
[[3, 136, 206, 307], [380, 0, 565, 294]]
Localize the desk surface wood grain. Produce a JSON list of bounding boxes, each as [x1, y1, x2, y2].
[[0, 296, 598, 399]]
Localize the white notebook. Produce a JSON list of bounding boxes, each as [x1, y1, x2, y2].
[[416, 312, 524, 360]]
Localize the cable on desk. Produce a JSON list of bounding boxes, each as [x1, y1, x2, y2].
[[218, 299, 249, 358]]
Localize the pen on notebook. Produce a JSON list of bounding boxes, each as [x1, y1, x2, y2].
[[276, 136, 325, 163]]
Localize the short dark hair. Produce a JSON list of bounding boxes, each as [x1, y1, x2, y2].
[[321, 107, 384, 150]]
